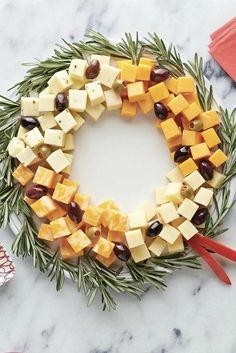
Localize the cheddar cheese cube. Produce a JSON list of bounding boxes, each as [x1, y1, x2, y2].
[[116, 59, 132, 70], [109, 211, 128, 232], [148, 237, 166, 256], [207, 170, 226, 189], [121, 99, 137, 118], [209, 149, 228, 167], [59, 238, 84, 260], [176, 77, 195, 94], [52, 183, 76, 204], [12, 164, 34, 185], [160, 118, 181, 141], [161, 93, 175, 107], [177, 198, 199, 220], [201, 128, 221, 148], [127, 81, 145, 102], [178, 220, 198, 240], [50, 217, 71, 239], [83, 205, 103, 226], [148, 82, 169, 102], [199, 110, 220, 130], [182, 102, 202, 121], [24, 195, 35, 206], [62, 178, 79, 192], [158, 224, 180, 244], [33, 166, 56, 188], [182, 130, 203, 146], [184, 170, 205, 191], [67, 229, 91, 253], [99, 199, 119, 210], [64, 214, 82, 233], [167, 94, 189, 115], [138, 92, 153, 114], [74, 193, 91, 210], [190, 142, 211, 160], [125, 229, 144, 248], [139, 57, 154, 67], [31, 195, 57, 217], [130, 244, 151, 263], [100, 209, 115, 228], [167, 236, 184, 254], [95, 252, 117, 268], [50, 173, 63, 189], [120, 63, 137, 82], [194, 187, 213, 206], [136, 64, 151, 81], [38, 224, 54, 241], [128, 212, 147, 229], [166, 167, 184, 183], [167, 135, 182, 152], [158, 202, 179, 223], [107, 230, 125, 243], [93, 237, 115, 258], [166, 77, 178, 95], [47, 203, 67, 221], [183, 92, 200, 105], [178, 158, 198, 176]]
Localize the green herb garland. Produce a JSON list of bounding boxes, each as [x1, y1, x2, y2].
[[0, 31, 235, 311]]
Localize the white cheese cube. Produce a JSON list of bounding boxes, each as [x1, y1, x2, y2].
[[149, 237, 166, 256], [184, 170, 205, 191], [207, 170, 226, 189], [155, 186, 169, 205], [125, 229, 144, 248], [38, 94, 56, 113], [167, 236, 184, 254], [91, 54, 110, 67], [21, 97, 39, 117], [97, 64, 120, 88], [70, 79, 86, 90], [177, 198, 199, 220], [48, 70, 73, 94], [24, 127, 44, 148], [38, 112, 57, 131], [68, 59, 88, 81], [165, 183, 183, 203], [104, 89, 122, 111], [16, 146, 37, 166], [158, 202, 179, 223], [178, 220, 198, 240], [54, 109, 77, 133], [17, 125, 28, 139], [85, 101, 105, 121], [46, 149, 70, 173], [194, 187, 213, 206], [136, 201, 156, 221], [44, 129, 65, 147], [72, 112, 85, 131], [166, 167, 184, 183], [39, 86, 51, 97], [85, 81, 105, 106], [159, 224, 180, 244], [68, 89, 87, 112], [62, 134, 75, 151], [62, 153, 73, 174], [128, 212, 147, 229], [7, 137, 25, 157], [130, 244, 150, 263]]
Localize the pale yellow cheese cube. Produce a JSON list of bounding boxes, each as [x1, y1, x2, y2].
[[178, 220, 198, 240], [155, 186, 169, 205], [85, 101, 105, 121], [39, 86, 51, 96], [136, 201, 156, 222], [166, 167, 184, 183], [104, 89, 122, 111], [158, 202, 179, 223], [46, 149, 70, 173], [97, 64, 120, 88], [72, 112, 85, 131], [165, 183, 183, 203], [194, 187, 213, 206], [62, 134, 75, 151], [21, 97, 39, 117], [130, 244, 151, 263], [184, 170, 205, 191], [24, 127, 44, 148], [159, 224, 180, 244], [149, 237, 166, 256], [38, 94, 55, 112], [62, 153, 73, 174], [90, 54, 110, 67], [48, 70, 73, 94], [85, 81, 105, 106], [68, 59, 88, 81], [68, 89, 87, 112], [177, 198, 199, 220], [16, 146, 37, 166], [128, 212, 147, 229], [207, 170, 226, 189], [7, 137, 25, 158], [38, 112, 57, 131], [167, 236, 184, 254], [54, 109, 77, 133], [74, 193, 91, 210], [31, 195, 57, 217], [17, 125, 28, 139], [44, 129, 65, 147], [125, 229, 144, 249], [50, 217, 71, 239]]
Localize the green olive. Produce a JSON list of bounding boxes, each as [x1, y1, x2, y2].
[[189, 119, 203, 131], [38, 145, 52, 159], [181, 183, 194, 198], [113, 79, 128, 92], [87, 227, 101, 238]]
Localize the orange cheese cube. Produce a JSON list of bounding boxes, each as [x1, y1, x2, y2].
[[62, 178, 79, 192], [121, 99, 137, 118], [127, 81, 145, 102], [50, 173, 63, 189], [199, 111, 220, 130], [120, 63, 137, 82], [12, 164, 34, 186], [50, 217, 71, 239], [33, 166, 56, 188], [178, 158, 198, 176], [59, 238, 84, 259], [201, 128, 221, 148], [161, 93, 175, 107], [67, 229, 91, 253], [180, 116, 190, 130], [64, 214, 82, 233], [182, 102, 202, 121], [38, 224, 54, 241], [166, 77, 178, 94], [95, 252, 117, 268], [109, 211, 128, 232], [190, 142, 211, 160], [160, 118, 182, 141], [31, 195, 57, 217], [183, 92, 200, 106], [167, 135, 182, 152], [209, 149, 228, 167], [73, 193, 91, 210], [182, 130, 203, 146], [47, 203, 67, 221], [116, 59, 132, 70], [139, 57, 155, 67], [136, 64, 151, 81], [52, 183, 76, 204], [100, 209, 116, 227], [107, 230, 125, 243], [92, 237, 115, 258], [176, 77, 195, 94], [148, 82, 169, 102], [99, 199, 119, 210], [83, 205, 103, 226], [138, 92, 154, 114], [24, 195, 35, 206], [168, 94, 189, 115]]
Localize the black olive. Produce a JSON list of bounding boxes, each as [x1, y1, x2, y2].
[[150, 68, 169, 83], [68, 201, 83, 224], [85, 59, 100, 79], [192, 207, 209, 225], [146, 220, 163, 237], [113, 244, 131, 262], [55, 93, 68, 112], [154, 102, 168, 120], [199, 159, 214, 181], [26, 185, 48, 199], [20, 117, 40, 130], [174, 146, 191, 163]]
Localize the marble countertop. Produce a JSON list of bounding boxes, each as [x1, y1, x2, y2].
[[1, 1, 236, 352]]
